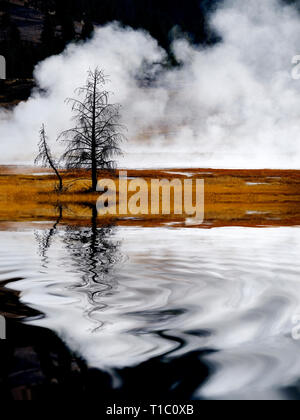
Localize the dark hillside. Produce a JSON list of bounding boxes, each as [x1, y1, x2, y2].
[[0, 0, 222, 78]]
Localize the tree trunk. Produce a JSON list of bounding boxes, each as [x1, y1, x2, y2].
[[91, 74, 97, 192], [92, 162, 97, 192], [43, 134, 63, 193], [50, 162, 63, 192], [55, 168, 63, 193]]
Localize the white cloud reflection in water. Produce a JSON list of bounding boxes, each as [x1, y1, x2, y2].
[[1, 226, 300, 399]]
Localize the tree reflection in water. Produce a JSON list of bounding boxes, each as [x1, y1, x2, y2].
[[35, 202, 120, 331], [35, 203, 63, 268], [1, 204, 212, 400], [63, 204, 120, 331]]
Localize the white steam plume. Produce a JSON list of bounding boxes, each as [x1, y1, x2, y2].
[[1, 0, 300, 169]]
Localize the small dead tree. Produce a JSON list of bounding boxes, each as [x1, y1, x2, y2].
[[35, 124, 63, 192], [59, 68, 125, 192]]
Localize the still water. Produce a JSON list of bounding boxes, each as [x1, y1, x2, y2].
[[1, 223, 300, 400]]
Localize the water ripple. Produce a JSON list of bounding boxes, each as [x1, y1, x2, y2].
[[1, 226, 300, 399]]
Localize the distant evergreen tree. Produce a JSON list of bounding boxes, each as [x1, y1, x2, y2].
[[0, 0, 9, 14], [9, 23, 21, 44], [61, 15, 76, 43], [0, 8, 22, 77], [81, 17, 94, 40], [41, 12, 56, 55]]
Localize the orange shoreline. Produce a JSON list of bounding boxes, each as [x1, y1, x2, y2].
[[0, 166, 299, 229]]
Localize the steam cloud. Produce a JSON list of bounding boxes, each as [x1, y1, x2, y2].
[[1, 0, 300, 168]]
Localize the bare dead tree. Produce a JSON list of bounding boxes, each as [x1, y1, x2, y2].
[[35, 124, 63, 192], [59, 68, 125, 192]]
